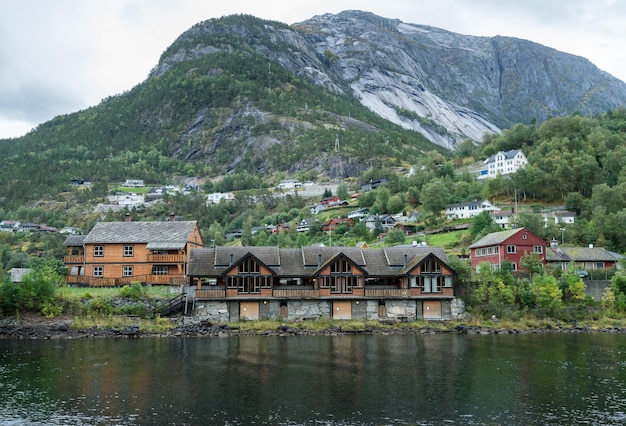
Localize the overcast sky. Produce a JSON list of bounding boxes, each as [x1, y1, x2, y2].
[[1, 0, 625, 139]]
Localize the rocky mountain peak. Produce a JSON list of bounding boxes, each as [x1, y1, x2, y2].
[[151, 11, 626, 150], [293, 10, 626, 148]]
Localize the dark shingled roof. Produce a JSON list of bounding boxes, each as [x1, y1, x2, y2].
[[83, 221, 198, 244], [63, 235, 86, 247], [188, 246, 450, 278]]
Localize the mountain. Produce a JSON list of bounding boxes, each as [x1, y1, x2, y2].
[[295, 11, 626, 148], [0, 11, 625, 209], [156, 10, 626, 149]]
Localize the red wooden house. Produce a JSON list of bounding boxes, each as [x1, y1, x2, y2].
[[322, 217, 354, 232], [468, 227, 546, 272]]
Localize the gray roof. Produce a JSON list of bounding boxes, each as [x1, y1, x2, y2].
[[83, 221, 198, 244], [468, 228, 524, 249], [486, 149, 522, 163], [63, 235, 86, 247], [188, 246, 450, 278], [546, 246, 618, 263]]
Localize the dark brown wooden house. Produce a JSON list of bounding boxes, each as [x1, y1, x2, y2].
[[187, 245, 458, 322]]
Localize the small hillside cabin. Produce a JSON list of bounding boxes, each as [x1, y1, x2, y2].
[[187, 245, 460, 322]]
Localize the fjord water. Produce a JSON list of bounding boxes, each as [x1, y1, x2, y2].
[[1, 333, 626, 425]]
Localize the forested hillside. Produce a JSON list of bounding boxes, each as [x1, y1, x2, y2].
[[460, 108, 626, 251]]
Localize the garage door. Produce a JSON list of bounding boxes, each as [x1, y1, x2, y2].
[[423, 300, 442, 319], [240, 302, 259, 320], [332, 301, 352, 320]]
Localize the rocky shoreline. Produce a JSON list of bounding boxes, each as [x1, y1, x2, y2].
[[2, 316, 626, 340]]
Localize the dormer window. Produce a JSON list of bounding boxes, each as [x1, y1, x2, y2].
[[239, 259, 260, 274]]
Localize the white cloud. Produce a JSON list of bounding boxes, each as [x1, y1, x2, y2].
[[0, 0, 624, 139]]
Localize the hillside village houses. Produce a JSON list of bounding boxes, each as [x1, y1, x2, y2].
[[0, 220, 58, 233]]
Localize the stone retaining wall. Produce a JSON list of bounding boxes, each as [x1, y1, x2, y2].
[[191, 298, 467, 322]]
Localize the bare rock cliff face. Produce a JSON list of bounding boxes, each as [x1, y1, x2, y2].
[[294, 11, 626, 148], [154, 11, 626, 150]]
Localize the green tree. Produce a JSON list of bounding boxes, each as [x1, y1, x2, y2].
[[531, 273, 563, 313], [387, 194, 405, 214], [336, 183, 349, 201], [385, 229, 406, 245], [519, 252, 544, 277], [470, 211, 498, 237], [560, 267, 587, 304], [422, 179, 450, 217]]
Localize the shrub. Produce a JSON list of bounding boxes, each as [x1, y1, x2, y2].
[[119, 282, 145, 300], [84, 298, 113, 315]]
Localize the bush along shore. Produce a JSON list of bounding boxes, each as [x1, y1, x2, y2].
[[2, 315, 626, 340]]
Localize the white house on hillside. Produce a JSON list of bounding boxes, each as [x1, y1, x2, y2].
[[446, 200, 497, 219], [207, 192, 235, 204], [542, 210, 576, 225], [491, 209, 515, 229], [478, 149, 528, 181]]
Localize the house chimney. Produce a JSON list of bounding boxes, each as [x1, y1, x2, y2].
[[550, 239, 558, 249], [589, 243, 594, 248], [124, 213, 131, 222], [169, 213, 176, 222]]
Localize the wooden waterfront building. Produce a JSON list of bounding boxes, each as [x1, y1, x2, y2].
[[63, 218, 203, 287], [187, 245, 457, 322]]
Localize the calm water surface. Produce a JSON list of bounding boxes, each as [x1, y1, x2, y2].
[[1, 332, 626, 425]]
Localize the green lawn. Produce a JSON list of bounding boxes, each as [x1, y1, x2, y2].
[[426, 230, 465, 248]]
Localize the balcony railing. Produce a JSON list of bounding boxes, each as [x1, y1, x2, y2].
[[272, 288, 320, 299], [147, 254, 184, 263], [195, 288, 227, 299], [365, 288, 410, 298], [65, 274, 186, 287], [64, 255, 84, 264]]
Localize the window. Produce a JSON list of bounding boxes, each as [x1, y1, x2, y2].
[[94, 246, 104, 257], [123, 266, 133, 277], [239, 258, 260, 274], [226, 276, 270, 293], [421, 276, 442, 293], [152, 266, 168, 275], [533, 245, 543, 254], [422, 258, 441, 273], [511, 263, 517, 271], [507, 245, 516, 254], [124, 245, 134, 256], [93, 266, 103, 277], [331, 259, 352, 273]]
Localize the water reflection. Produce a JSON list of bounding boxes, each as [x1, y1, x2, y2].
[[1, 333, 626, 425]]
